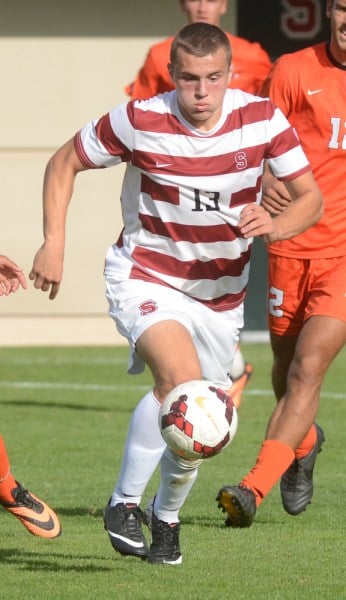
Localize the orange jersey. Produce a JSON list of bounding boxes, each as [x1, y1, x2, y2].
[[125, 33, 272, 99], [261, 43, 346, 259]]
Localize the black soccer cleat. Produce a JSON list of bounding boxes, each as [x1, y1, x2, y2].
[[280, 424, 325, 515], [148, 512, 182, 565], [103, 501, 149, 558], [216, 484, 256, 527]]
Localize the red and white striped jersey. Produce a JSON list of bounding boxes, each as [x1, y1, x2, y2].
[[74, 89, 310, 312]]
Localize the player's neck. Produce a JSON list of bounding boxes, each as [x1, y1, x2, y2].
[[327, 40, 346, 68]]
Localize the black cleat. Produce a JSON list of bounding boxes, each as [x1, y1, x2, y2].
[[148, 513, 182, 565], [216, 485, 256, 527], [103, 501, 148, 558], [280, 424, 325, 515]]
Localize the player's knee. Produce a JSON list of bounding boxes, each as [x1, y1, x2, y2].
[[289, 352, 325, 388]]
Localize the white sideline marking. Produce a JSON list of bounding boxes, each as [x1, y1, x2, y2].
[[0, 381, 344, 399], [0, 381, 149, 392], [1, 357, 127, 366]]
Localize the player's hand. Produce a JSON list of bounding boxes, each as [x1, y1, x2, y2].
[[262, 173, 293, 215], [29, 243, 64, 300], [0, 255, 27, 296], [239, 204, 274, 239]]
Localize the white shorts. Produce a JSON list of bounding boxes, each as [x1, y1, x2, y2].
[[105, 279, 244, 384]]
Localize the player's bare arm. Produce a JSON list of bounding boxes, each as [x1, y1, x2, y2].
[[29, 138, 88, 300], [239, 170, 322, 243], [261, 164, 293, 215]]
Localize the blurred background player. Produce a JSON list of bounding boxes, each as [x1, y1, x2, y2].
[[125, 0, 273, 408], [0, 254, 61, 538], [125, 0, 272, 98], [216, 0, 346, 526]]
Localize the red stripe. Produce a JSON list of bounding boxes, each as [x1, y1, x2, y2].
[[132, 246, 251, 280], [130, 97, 274, 136], [95, 113, 132, 161], [139, 213, 239, 243], [267, 127, 301, 160], [74, 133, 98, 168], [231, 176, 262, 207], [134, 146, 267, 177], [217, 99, 275, 134], [129, 101, 188, 136], [141, 174, 179, 204], [129, 265, 246, 311]]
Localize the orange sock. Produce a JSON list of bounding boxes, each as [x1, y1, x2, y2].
[[0, 435, 17, 502], [294, 425, 317, 460], [241, 440, 295, 506]]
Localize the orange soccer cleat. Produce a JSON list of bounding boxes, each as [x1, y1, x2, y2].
[[228, 363, 253, 410], [0, 481, 61, 538]]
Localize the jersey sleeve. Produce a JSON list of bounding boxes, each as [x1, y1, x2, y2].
[[259, 55, 297, 117], [74, 103, 133, 168], [266, 103, 310, 180], [249, 43, 273, 94]]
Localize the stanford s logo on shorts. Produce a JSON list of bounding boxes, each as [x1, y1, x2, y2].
[[139, 300, 158, 315]]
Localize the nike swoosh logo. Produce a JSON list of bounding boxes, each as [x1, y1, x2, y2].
[[307, 89, 323, 95], [155, 162, 172, 168], [107, 528, 146, 548], [20, 513, 57, 531]]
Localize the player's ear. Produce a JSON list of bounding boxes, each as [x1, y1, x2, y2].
[[221, 0, 228, 17], [228, 65, 233, 84], [168, 63, 174, 81], [326, 0, 332, 18]]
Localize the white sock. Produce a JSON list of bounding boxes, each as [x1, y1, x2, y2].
[[111, 390, 166, 506], [153, 448, 202, 524], [228, 343, 246, 380]]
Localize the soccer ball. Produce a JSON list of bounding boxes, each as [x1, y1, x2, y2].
[[159, 380, 238, 460]]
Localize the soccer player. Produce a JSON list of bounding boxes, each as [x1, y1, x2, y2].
[[0, 255, 61, 538], [216, 0, 346, 527], [29, 23, 322, 564], [125, 0, 273, 408], [126, 0, 272, 99]]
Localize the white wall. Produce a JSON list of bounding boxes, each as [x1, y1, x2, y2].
[[0, 1, 236, 345]]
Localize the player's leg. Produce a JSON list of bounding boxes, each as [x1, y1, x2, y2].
[[104, 281, 241, 559], [0, 434, 61, 538], [217, 315, 345, 525], [217, 255, 346, 525], [104, 318, 203, 559], [148, 448, 202, 565], [270, 316, 345, 514], [145, 303, 241, 563], [270, 332, 297, 400], [227, 343, 253, 410]]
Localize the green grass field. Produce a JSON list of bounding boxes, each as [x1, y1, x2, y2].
[[0, 344, 345, 600]]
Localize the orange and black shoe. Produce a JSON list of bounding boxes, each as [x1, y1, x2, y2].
[[216, 485, 256, 528], [228, 363, 253, 410], [0, 481, 61, 538]]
